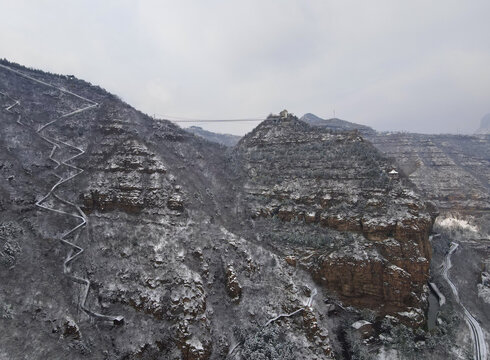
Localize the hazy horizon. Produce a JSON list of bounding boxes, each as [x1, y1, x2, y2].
[[1, 0, 489, 136]]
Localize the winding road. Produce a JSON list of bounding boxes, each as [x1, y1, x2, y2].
[[1, 64, 123, 324], [442, 242, 486, 360]]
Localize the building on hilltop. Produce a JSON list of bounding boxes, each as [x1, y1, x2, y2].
[[388, 169, 399, 179]]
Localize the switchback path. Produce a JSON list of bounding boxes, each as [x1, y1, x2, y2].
[[0, 64, 123, 325], [263, 288, 317, 327], [226, 287, 318, 359], [442, 242, 486, 360]]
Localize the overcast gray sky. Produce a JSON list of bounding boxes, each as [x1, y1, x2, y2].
[[1, 0, 490, 135]]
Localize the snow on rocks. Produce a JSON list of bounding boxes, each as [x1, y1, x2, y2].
[[351, 320, 375, 339]]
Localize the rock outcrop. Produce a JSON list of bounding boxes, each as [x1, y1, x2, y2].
[[225, 264, 242, 303]]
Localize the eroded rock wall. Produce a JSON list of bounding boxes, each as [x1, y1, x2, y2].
[[235, 114, 436, 321]]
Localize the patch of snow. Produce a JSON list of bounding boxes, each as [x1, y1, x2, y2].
[[388, 264, 410, 277], [376, 346, 399, 360], [429, 282, 446, 306], [436, 215, 479, 233], [351, 320, 372, 329], [186, 336, 204, 351], [397, 307, 423, 320]]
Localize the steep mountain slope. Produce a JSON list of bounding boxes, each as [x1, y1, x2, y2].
[[301, 113, 376, 136], [370, 132, 490, 213], [232, 113, 436, 322], [298, 114, 490, 357]]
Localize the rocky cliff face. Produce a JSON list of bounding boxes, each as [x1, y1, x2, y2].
[[298, 114, 490, 358], [369, 132, 490, 213], [233, 114, 436, 322], [302, 114, 489, 214]]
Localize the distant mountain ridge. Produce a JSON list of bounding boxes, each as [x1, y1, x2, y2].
[[302, 113, 489, 212], [183, 113, 377, 145], [300, 113, 376, 136], [476, 113, 490, 134], [184, 126, 241, 146], [191, 113, 489, 214]]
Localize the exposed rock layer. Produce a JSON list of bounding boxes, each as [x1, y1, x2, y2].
[[302, 113, 489, 213], [234, 114, 435, 318]]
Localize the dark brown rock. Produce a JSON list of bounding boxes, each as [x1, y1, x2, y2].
[[225, 265, 242, 303]]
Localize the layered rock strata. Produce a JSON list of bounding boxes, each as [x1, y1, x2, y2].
[[235, 114, 436, 321]]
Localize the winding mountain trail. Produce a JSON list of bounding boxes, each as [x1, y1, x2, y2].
[[1, 64, 123, 325], [263, 287, 317, 327], [442, 242, 486, 360], [226, 287, 318, 359]]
